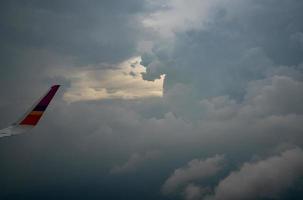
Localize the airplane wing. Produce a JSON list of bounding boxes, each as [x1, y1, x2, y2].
[[0, 85, 60, 138]]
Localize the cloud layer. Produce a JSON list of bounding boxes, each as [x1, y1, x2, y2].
[[208, 148, 303, 200], [162, 155, 225, 194], [0, 0, 303, 199]]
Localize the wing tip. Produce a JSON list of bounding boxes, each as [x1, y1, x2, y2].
[[52, 84, 61, 88]]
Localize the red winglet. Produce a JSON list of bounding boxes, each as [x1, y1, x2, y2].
[[19, 85, 60, 126]]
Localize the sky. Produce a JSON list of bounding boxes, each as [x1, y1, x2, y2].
[[0, 0, 303, 199]]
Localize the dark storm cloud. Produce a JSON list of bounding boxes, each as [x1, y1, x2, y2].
[[142, 0, 303, 99], [0, 0, 145, 65], [140, 0, 303, 199], [1, 0, 303, 200]]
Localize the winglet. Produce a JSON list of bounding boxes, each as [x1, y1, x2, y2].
[[19, 85, 60, 126]]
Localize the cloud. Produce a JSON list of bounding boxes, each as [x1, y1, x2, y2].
[[195, 71, 303, 148], [162, 155, 225, 194], [143, 0, 239, 38], [1, 0, 303, 199], [207, 148, 303, 200], [240, 75, 303, 116], [141, 0, 303, 101], [61, 57, 165, 102], [196, 73, 303, 121], [183, 184, 209, 200], [110, 150, 160, 174], [0, 0, 146, 65]]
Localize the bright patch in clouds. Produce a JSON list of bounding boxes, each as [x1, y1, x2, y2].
[[62, 57, 165, 102]]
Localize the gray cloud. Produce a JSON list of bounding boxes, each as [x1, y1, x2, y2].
[[0, 0, 149, 111], [183, 184, 209, 200], [0, 0, 145, 65], [207, 148, 303, 200], [162, 155, 225, 194], [240, 75, 303, 116], [110, 150, 160, 174], [142, 0, 303, 100], [1, 0, 303, 199]]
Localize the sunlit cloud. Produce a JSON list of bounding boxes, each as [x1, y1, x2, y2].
[[61, 57, 165, 102]]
